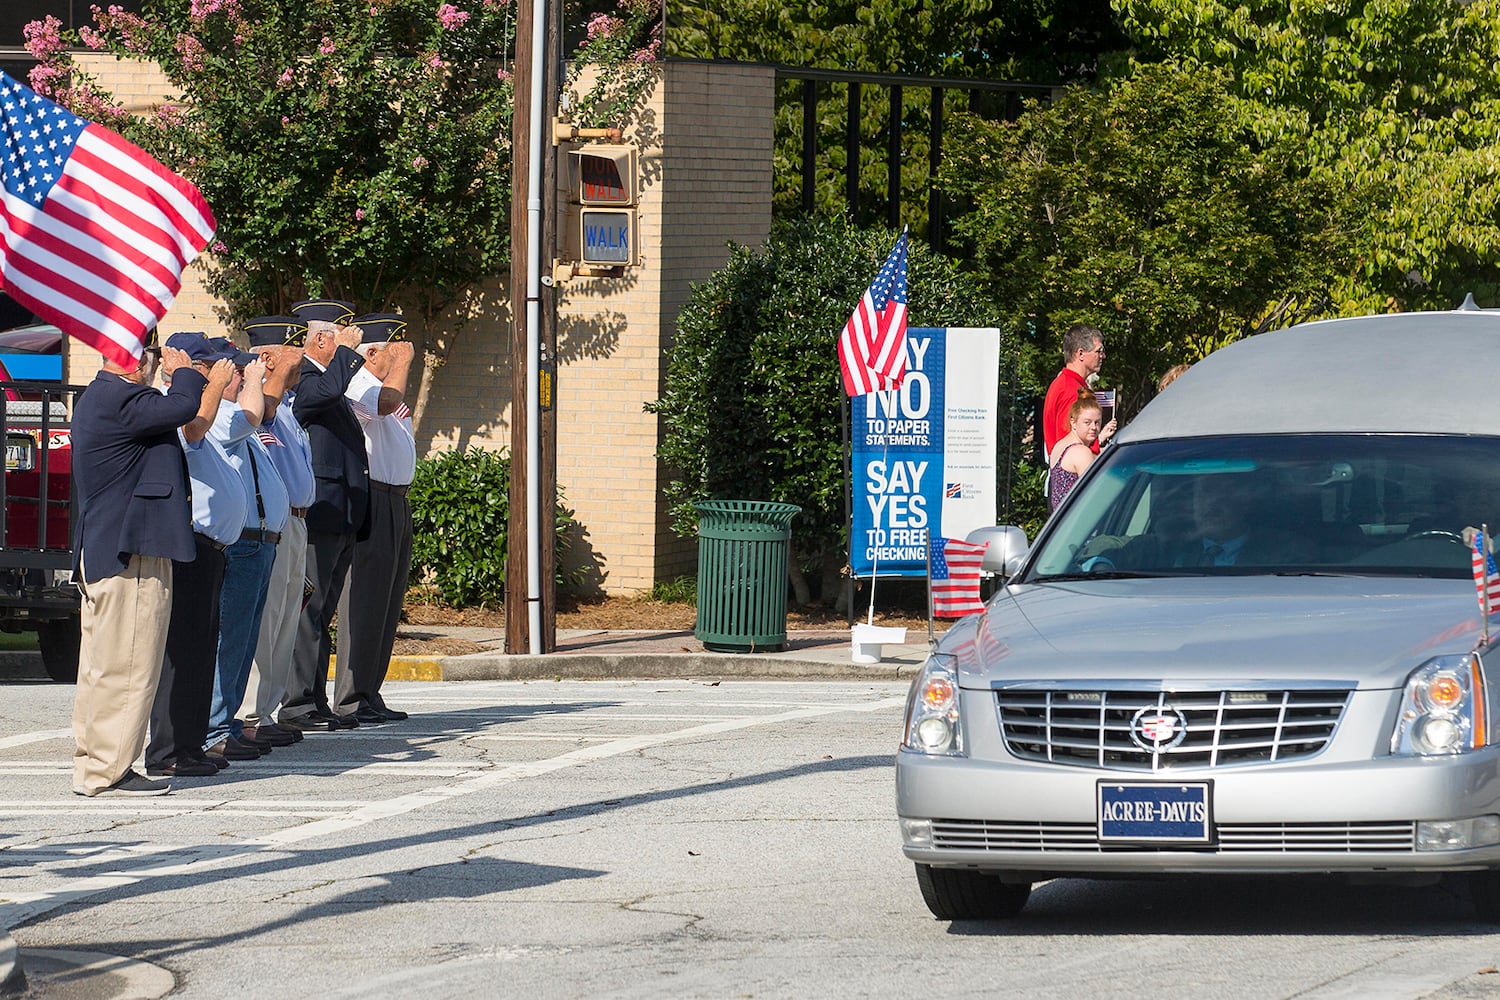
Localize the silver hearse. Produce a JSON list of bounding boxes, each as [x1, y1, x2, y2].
[[897, 306, 1500, 920]]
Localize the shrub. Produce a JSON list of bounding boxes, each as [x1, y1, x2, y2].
[[409, 448, 581, 606], [647, 215, 998, 604]]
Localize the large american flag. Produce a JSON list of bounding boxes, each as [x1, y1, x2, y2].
[[838, 230, 909, 397], [931, 536, 989, 619], [0, 71, 216, 369], [1472, 527, 1500, 616]]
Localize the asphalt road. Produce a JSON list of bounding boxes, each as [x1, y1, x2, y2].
[[3, 678, 1500, 999]]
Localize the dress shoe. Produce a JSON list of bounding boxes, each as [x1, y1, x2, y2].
[[236, 733, 274, 754], [74, 770, 171, 797], [146, 757, 218, 778], [241, 724, 298, 747], [341, 706, 388, 725], [372, 705, 409, 721], [201, 751, 230, 770], [326, 711, 360, 729], [278, 713, 336, 733], [206, 737, 263, 761], [265, 722, 304, 743]]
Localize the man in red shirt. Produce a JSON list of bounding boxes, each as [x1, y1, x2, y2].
[[1043, 323, 1116, 456]]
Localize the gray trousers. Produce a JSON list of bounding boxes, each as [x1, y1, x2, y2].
[[281, 526, 356, 721], [334, 485, 412, 715]]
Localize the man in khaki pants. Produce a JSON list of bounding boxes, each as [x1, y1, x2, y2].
[[69, 337, 208, 796]]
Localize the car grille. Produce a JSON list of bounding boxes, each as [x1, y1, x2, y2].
[[995, 686, 1353, 771], [931, 819, 1416, 853]]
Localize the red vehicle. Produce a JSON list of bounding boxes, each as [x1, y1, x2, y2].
[[0, 315, 81, 681]]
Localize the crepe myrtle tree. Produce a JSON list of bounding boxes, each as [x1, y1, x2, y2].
[[25, 0, 659, 424], [647, 215, 996, 609]]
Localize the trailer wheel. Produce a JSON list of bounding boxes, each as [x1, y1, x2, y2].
[[37, 616, 80, 682]]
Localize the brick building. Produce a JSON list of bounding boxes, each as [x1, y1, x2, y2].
[[52, 55, 775, 595]]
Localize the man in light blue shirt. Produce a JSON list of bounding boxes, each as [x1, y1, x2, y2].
[[239, 317, 316, 744], [144, 345, 238, 779], [199, 336, 291, 761]]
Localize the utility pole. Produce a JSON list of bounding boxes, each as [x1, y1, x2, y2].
[[505, 0, 539, 654]]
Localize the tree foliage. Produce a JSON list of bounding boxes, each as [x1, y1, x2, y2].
[[1116, 0, 1500, 311], [940, 63, 1344, 413], [647, 215, 996, 602], [26, 0, 518, 319]]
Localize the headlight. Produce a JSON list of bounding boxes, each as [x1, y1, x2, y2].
[[902, 655, 964, 756], [1391, 654, 1488, 756]]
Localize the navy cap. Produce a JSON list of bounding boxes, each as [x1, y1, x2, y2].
[[245, 315, 307, 348], [353, 313, 407, 345], [163, 331, 219, 362], [290, 299, 356, 325], [207, 337, 259, 368]]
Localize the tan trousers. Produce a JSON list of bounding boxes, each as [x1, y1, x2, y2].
[[242, 513, 308, 725], [72, 554, 173, 794]]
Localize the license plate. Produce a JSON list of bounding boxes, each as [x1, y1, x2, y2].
[[4, 440, 33, 472], [1098, 781, 1212, 843]]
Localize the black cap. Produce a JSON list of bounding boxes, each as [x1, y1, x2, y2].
[[353, 313, 407, 345], [245, 315, 308, 348], [290, 299, 356, 325]]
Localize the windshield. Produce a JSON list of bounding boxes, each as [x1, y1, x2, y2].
[[1027, 435, 1500, 581]]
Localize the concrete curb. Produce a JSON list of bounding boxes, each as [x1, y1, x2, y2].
[[0, 930, 25, 998], [423, 652, 923, 682]]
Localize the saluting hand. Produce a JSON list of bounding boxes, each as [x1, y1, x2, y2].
[[205, 358, 235, 391], [243, 356, 267, 387], [159, 346, 191, 376], [335, 324, 363, 351]]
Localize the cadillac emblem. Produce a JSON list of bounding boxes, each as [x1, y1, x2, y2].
[[1130, 706, 1189, 752]]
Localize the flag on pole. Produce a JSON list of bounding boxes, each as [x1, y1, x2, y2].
[[838, 230, 909, 397], [0, 71, 216, 370], [931, 537, 989, 618], [1472, 527, 1500, 616]]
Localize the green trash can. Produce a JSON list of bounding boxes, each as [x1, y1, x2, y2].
[[694, 500, 801, 652]]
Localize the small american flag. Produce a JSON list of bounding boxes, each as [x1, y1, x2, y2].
[[0, 71, 215, 369], [931, 537, 989, 619], [1472, 528, 1500, 616], [838, 231, 909, 397], [393, 402, 410, 421], [256, 427, 282, 448]]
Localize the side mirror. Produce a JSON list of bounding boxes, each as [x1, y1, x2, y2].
[[967, 525, 1030, 578]]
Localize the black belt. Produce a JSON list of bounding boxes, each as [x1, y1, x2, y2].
[[195, 531, 228, 553], [371, 481, 410, 498], [239, 527, 281, 544]]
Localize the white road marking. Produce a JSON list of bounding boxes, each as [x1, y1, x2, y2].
[[0, 730, 70, 750], [0, 694, 905, 929]]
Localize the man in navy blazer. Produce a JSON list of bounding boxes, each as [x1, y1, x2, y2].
[[70, 338, 208, 796], [280, 300, 373, 730]]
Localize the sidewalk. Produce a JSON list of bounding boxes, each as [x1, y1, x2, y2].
[[0, 624, 939, 684]]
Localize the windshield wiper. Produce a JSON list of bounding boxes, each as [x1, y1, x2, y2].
[[1032, 570, 1175, 582]]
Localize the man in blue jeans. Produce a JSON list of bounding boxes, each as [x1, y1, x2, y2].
[[195, 335, 292, 761]]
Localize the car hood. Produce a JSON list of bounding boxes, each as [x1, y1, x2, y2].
[[941, 576, 1484, 689]]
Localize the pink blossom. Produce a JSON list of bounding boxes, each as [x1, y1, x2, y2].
[[93, 5, 153, 54], [154, 103, 187, 128], [189, 0, 240, 22], [319, 35, 336, 55], [175, 33, 208, 72], [277, 67, 294, 87], [281, 116, 290, 126], [496, 67, 512, 81], [412, 156, 429, 170], [437, 3, 470, 29], [585, 13, 621, 40], [27, 63, 64, 97], [23, 16, 66, 60], [211, 240, 228, 253], [428, 55, 445, 68], [355, 209, 366, 221], [78, 26, 106, 49]]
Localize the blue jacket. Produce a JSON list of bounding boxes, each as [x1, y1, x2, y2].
[[70, 367, 207, 581], [293, 346, 370, 538]]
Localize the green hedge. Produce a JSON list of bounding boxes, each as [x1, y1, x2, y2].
[[408, 448, 580, 606]]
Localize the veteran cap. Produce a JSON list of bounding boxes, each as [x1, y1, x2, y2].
[[353, 312, 408, 345], [207, 336, 259, 368], [245, 315, 308, 348], [289, 298, 357, 325], [163, 331, 219, 362]]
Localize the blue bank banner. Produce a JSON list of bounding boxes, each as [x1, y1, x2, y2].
[[851, 327, 1000, 578]]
